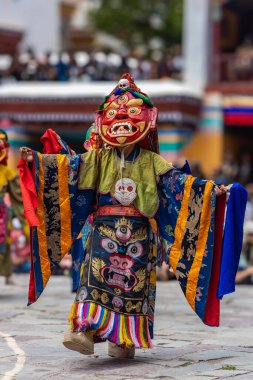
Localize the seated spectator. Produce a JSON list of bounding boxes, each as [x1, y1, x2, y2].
[[221, 150, 239, 184], [237, 152, 253, 185], [245, 183, 253, 222], [190, 160, 205, 180], [212, 167, 227, 185], [0, 48, 183, 82], [236, 221, 253, 284], [232, 35, 253, 81]]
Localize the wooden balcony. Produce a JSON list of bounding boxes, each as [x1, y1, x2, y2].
[[0, 28, 23, 55], [208, 52, 253, 94]]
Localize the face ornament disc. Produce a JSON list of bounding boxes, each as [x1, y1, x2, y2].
[[114, 178, 137, 206]]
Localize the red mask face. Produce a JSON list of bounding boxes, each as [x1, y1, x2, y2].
[[97, 92, 157, 147]]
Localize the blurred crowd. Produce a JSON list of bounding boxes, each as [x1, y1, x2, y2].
[[225, 35, 253, 82], [178, 151, 253, 187], [0, 48, 183, 83]]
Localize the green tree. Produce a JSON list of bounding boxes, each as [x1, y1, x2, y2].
[[89, 0, 183, 55]]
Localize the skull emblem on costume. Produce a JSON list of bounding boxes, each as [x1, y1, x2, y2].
[[114, 178, 137, 206], [118, 78, 130, 90], [112, 296, 123, 312]]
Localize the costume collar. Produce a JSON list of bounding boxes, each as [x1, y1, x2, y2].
[[116, 145, 140, 162]]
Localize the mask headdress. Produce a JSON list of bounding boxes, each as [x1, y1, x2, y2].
[[96, 73, 159, 153], [98, 73, 154, 110]]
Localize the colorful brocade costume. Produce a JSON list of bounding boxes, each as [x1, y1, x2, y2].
[[19, 75, 247, 350]]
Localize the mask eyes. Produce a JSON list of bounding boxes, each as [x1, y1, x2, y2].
[[115, 225, 131, 242], [118, 94, 128, 104], [127, 107, 141, 116], [127, 242, 143, 258], [106, 109, 117, 118], [101, 238, 117, 253]]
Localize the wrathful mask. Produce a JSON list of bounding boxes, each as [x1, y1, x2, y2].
[[96, 74, 157, 147]]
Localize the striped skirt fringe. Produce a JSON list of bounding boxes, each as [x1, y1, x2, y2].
[[69, 301, 152, 349]]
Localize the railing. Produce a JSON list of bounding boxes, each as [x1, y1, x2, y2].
[[212, 52, 253, 83]]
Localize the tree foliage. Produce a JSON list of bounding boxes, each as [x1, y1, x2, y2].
[[89, 0, 183, 54]]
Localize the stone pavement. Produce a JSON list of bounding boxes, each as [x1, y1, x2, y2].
[[0, 274, 253, 380]]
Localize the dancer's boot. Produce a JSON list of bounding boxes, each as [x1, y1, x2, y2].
[[63, 330, 94, 355], [108, 342, 135, 359]]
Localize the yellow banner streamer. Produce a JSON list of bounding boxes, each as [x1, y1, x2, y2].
[[169, 175, 195, 272], [186, 181, 213, 310]]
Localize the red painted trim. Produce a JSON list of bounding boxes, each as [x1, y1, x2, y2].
[[204, 194, 226, 326], [224, 114, 253, 126]]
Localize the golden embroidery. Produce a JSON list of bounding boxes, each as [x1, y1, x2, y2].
[[180, 187, 203, 262], [169, 175, 195, 271], [128, 227, 147, 244], [186, 181, 213, 310], [101, 293, 109, 304], [115, 217, 133, 230], [186, 243, 195, 261], [136, 302, 142, 313], [125, 301, 142, 313], [90, 289, 109, 305], [37, 153, 51, 288], [133, 268, 146, 292], [91, 258, 106, 283], [98, 224, 117, 241], [91, 289, 99, 300], [57, 155, 72, 259], [125, 301, 133, 313], [175, 262, 186, 280]]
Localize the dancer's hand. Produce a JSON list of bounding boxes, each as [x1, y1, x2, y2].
[[20, 147, 33, 162], [214, 184, 228, 196]]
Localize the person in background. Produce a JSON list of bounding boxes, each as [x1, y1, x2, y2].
[[244, 183, 253, 223], [0, 129, 28, 284], [237, 152, 253, 186], [232, 35, 253, 81], [236, 221, 253, 284], [11, 218, 30, 274], [189, 160, 205, 180], [221, 150, 239, 184]]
